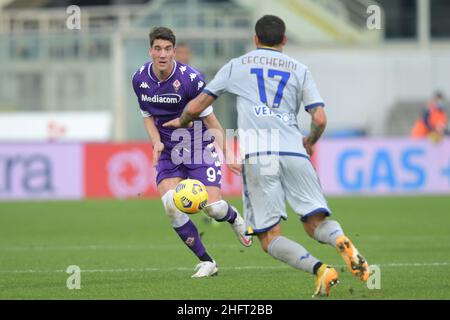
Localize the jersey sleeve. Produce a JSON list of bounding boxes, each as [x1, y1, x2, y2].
[[132, 72, 152, 118], [187, 69, 213, 118], [203, 60, 233, 98], [187, 69, 207, 99], [301, 69, 325, 111]]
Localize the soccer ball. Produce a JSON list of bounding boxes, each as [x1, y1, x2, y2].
[[173, 179, 208, 214]]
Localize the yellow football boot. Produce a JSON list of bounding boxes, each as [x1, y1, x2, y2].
[[336, 235, 369, 281], [313, 264, 339, 297]]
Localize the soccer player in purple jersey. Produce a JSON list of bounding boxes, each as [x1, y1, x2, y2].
[[132, 27, 252, 278]]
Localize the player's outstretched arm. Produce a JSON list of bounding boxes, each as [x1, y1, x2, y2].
[[144, 117, 164, 166], [202, 112, 241, 176], [303, 106, 327, 156], [163, 93, 215, 128]]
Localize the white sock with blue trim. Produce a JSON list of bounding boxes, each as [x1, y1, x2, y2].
[[267, 236, 320, 274], [314, 220, 344, 247]]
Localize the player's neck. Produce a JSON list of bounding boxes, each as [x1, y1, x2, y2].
[[152, 61, 175, 82], [258, 45, 283, 52]]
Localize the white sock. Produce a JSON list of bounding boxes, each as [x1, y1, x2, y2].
[[203, 200, 237, 223], [161, 190, 190, 228], [314, 220, 344, 247], [268, 236, 320, 274]]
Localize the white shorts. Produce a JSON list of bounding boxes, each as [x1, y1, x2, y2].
[[242, 153, 331, 235]]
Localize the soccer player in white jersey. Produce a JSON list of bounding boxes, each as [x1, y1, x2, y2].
[[164, 15, 369, 296]]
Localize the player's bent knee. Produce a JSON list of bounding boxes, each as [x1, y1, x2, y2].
[[203, 200, 228, 220], [257, 226, 281, 253], [161, 190, 189, 227], [205, 186, 222, 204], [303, 212, 328, 234], [161, 190, 177, 216], [261, 241, 270, 253], [303, 212, 328, 224], [256, 234, 270, 253]]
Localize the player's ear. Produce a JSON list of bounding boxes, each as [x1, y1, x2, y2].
[[282, 35, 288, 46], [254, 35, 260, 47], [148, 47, 151, 57]]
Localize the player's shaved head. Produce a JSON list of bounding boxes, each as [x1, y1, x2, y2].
[[255, 15, 286, 47], [149, 26, 176, 47]]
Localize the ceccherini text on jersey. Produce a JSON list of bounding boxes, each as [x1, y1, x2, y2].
[[241, 55, 297, 71]]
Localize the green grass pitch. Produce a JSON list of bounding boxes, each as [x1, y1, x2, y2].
[[1, 196, 450, 299]]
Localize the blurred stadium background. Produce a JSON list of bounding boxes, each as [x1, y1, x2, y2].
[[0, 0, 450, 299]]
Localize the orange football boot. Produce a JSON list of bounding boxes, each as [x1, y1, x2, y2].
[[336, 235, 369, 281], [313, 264, 339, 297]]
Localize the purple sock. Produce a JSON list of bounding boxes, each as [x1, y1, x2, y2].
[[216, 204, 237, 224], [174, 220, 210, 260]]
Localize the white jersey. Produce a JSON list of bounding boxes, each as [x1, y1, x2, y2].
[[204, 48, 324, 158]]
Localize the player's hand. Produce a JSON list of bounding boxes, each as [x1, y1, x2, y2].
[[303, 137, 314, 156], [227, 163, 242, 176], [224, 152, 242, 176], [162, 118, 193, 128], [152, 141, 164, 167]]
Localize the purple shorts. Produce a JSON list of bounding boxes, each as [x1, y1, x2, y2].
[[155, 146, 222, 188]]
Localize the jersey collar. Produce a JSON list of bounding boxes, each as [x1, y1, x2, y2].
[[257, 46, 282, 53], [147, 60, 178, 84]]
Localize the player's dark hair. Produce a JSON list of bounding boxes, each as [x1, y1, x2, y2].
[[255, 15, 286, 47], [149, 27, 176, 47]]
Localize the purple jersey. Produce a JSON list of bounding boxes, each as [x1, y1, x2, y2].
[[132, 61, 213, 153], [132, 61, 221, 187]]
